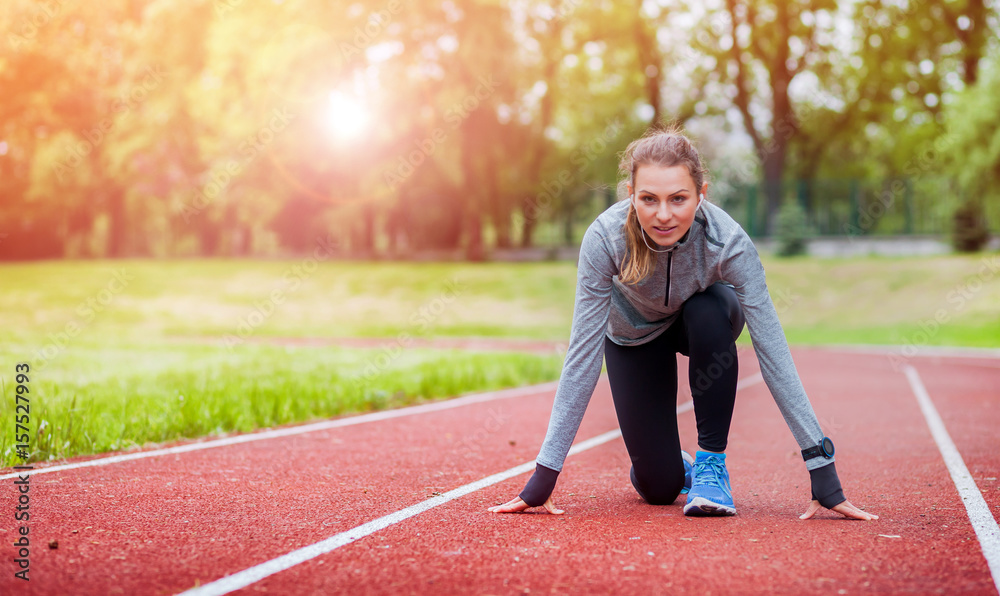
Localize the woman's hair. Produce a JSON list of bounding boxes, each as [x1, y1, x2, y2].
[[617, 126, 709, 285]]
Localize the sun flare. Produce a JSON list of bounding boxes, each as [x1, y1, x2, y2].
[[325, 91, 369, 140]]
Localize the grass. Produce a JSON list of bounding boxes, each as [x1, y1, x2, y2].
[[2, 253, 998, 466], [0, 339, 564, 466], [757, 253, 1000, 348]]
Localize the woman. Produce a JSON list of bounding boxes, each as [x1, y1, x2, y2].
[[489, 129, 877, 520]]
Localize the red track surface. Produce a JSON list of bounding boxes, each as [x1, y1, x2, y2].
[[2, 347, 998, 595]]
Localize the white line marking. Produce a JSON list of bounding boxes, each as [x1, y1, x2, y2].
[[736, 372, 764, 392], [0, 381, 559, 481], [175, 427, 618, 596], [4, 372, 767, 481], [904, 365, 1000, 593], [176, 373, 765, 596]]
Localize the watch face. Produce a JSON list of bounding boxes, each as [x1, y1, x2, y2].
[[822, 437, 835, 457]]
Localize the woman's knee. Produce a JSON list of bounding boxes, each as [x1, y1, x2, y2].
[[682, 294, 732, 343], [631, 466, 683, 505], [683, 284, 744, 342]]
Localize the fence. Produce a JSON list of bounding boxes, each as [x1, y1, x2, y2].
[[716, 177, 997, 238], [497, 177, 998, 250]]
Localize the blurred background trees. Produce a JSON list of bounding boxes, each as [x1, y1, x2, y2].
[[1, 0, 997, 260]]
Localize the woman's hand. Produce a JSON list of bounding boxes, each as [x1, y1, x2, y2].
[[489, 496, 564, 515], [800, 499, 878, 521]]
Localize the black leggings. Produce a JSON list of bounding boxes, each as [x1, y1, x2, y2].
[[604, 282, 745, 505]]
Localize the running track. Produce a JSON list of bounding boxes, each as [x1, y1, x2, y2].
[[2, 347, 998, 595]]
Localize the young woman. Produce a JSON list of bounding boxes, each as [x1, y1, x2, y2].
[[489, 129, 877, 520]]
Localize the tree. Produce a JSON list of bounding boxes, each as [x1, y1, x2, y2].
[[707, 0, 840, 232], [942, 57, 1000, 239]]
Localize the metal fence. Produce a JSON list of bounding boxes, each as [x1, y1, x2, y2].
[[514, 177, 998, 248], [715, 177, 998, 238]]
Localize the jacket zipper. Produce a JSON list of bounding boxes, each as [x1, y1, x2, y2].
[[664, 250, 673, 307]]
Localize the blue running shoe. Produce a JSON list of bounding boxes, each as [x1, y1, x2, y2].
[[684, 451, 736, 516], [680, 450, 694, 495]]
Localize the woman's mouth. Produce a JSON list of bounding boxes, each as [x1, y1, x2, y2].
[[652, 225, 676, 236]]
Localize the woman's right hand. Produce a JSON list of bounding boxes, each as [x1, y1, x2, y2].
[[488, 496, 564, 515]]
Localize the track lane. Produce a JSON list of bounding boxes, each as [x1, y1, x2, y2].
[[3, 347, 996, 594], [906, 356, 1000, 522], [0, 380, 624, 595], [237, 349, 998, 595]]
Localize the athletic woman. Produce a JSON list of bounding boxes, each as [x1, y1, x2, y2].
[[489, 129, 878, 520]]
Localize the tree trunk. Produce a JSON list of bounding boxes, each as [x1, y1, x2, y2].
[[518, 19, 562, 249], [964, 0, 985, 85], [461, 131, 484, 261], [634, 0, 663, 126], [488, 160, 510, 249], [358, 204, 375, 255], [199, 223, 221, 256], [105, 187, 127, 257]]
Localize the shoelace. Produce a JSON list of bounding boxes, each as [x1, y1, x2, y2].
[[693, 458, 729, 491]]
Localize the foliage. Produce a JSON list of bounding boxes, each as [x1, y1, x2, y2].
[[942, 59, 1000, 230], [0, 342, 565, 466], [951, 199, 991, 252], [0, 0, 996, 259], [774, 199, 812, 257], [5, 252, 1000, 464]]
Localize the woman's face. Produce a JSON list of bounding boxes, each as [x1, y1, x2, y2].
[[627, 164, 707, 247]]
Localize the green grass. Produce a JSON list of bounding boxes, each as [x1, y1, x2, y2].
[[756, 253, 1000, 348], [0, 260, 576, 342], [2, 253, 998, 466], [0, 339, 563, 466]]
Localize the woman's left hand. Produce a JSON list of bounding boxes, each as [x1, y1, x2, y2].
[[799, 499, 878, 520]]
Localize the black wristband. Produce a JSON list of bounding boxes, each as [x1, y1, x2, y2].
[[518, 463, 560, 507], [809, 461, 846, 509]]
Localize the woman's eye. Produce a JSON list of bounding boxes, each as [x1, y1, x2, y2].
[[642, 196, 656, 202]]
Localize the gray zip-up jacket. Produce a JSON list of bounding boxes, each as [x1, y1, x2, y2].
[[518, 199, 844, 508]]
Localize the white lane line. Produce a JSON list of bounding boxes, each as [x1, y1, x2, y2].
[[0, 381, 559, 481], [904, 365, 1000, 593], [736, 372, 763, 392], [176, 373, 765, 596], [175, 427, 618, 596]]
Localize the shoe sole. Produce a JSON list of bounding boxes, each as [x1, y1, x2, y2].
[[683, 496, 736, 517]]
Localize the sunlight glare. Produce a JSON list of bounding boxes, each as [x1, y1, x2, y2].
[[325, 91, 369, 140]]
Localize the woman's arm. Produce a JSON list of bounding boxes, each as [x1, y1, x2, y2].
[[719, 229, 877, 520], [490, 221, 617, 513]]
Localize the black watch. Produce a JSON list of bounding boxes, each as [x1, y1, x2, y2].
[[801, 437, 835, 461]]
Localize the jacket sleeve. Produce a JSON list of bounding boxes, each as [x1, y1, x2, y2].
[[518, 221, 617, 506], [717, 228, 840, 479]]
